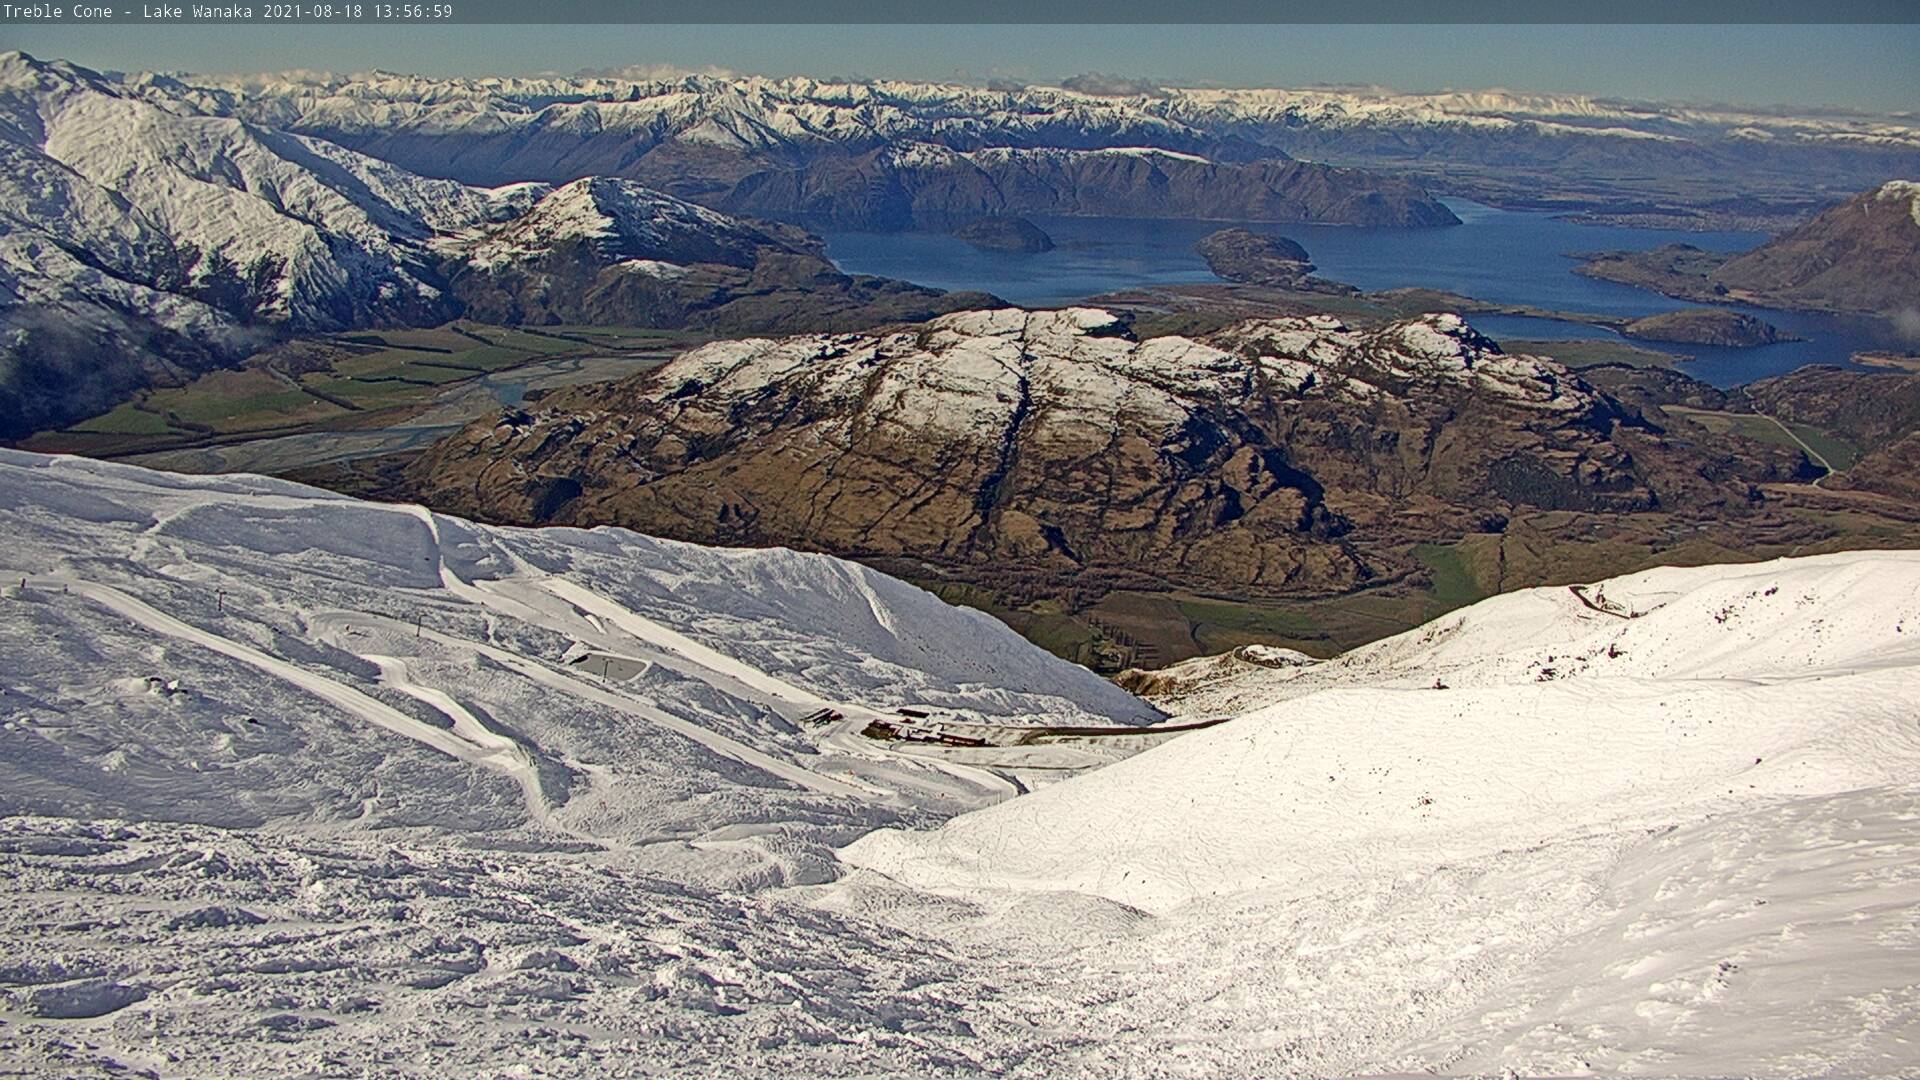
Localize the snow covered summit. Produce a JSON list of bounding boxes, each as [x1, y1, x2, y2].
[[441, 176, 789, 271]]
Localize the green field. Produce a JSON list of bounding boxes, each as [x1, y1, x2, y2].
[[1784, 423, 1863, 471], [1414, 541, 1493, 613], [1669, 407, 1862, 473], [1499, 338, 1682, 370], [70, 404, 176, 436], [24, 321, 704, 460]]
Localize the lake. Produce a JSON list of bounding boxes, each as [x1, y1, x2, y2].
[[823, 200, 1906, 388]]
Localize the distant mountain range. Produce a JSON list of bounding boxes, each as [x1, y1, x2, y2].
[[0, 51, 1468, 438], [0, 54, 987, 437], [178, 67, 1920, 213]]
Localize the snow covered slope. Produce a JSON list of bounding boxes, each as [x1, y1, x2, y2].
[[0, 449, 1142, 856], [841, 551, 1920, 1073], [848, 552, 1920, 910], [0, 52, 850, 437], [3, 451, 1917, 1073], [438, 175, 794, 271], [0, 52, 531, 331], [0, 448, 1177, 1074]]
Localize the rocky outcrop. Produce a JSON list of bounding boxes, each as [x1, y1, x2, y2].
[[1572, 244, 1736, 301], [401, 309, 1804, 605], [1620, 309, 1791, 347]]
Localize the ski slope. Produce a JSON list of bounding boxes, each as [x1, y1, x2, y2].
[[840, 551, 1920, 1073], [847, 553, 1920, 913], [4, 448, 1919, 1075], [0, 448, 1141, 852]]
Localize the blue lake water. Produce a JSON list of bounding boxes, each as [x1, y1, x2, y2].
[[824, 199, 1906, 388]]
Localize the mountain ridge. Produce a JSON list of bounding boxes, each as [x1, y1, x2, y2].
[[1575, 180, 1920, 314], [396, 308, 1844, 635], [0, 53, 992, 439], [139, 58, 1920, 220]]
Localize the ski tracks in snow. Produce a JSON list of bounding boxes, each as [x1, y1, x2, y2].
[[47, 577, 573, 835], [50, 497, 1011, 835]]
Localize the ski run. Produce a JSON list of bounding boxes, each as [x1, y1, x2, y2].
[[2, 447, 1918, 1076]]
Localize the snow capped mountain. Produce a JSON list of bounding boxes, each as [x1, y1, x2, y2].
[[177, 65, 1920, 158], [0, 52, 983, 437], [4, 449, 1916, 1074], [441, 175, 791, 271], [149, 63, 1920, 206], [0, 51, 532, 331], [0, 51, 527, 434], [403, 306, 1809, 619], [711, 140, 1459, 229]]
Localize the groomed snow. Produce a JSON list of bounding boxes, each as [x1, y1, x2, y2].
[[0, 448, 1142, 844], [840, 551, 1920, 1072], [4, 448, 1918, 1075]]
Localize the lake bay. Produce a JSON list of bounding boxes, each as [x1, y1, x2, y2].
[[825, 200, 1906, 388]]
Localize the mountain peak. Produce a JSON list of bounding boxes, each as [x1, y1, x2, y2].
[[444, 175, 785, 271], [1875, 178, 1920, 226]]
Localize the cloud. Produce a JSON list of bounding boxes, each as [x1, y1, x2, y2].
[[1058, 72, 1165, 98], [1891, 307, 1920, 346]]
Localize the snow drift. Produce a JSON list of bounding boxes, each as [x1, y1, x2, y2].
[[846, 552, 1920, 911]]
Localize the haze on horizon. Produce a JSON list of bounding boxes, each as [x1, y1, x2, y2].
[[7, 23, 1918, 113]]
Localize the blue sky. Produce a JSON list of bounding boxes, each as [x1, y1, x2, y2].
[[8, 23, 1917, 111]]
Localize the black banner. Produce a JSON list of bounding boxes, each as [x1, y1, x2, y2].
[[4, 0, 1916, 24]]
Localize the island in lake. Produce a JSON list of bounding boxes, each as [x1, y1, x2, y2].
[[1195, 228, 1357, 295], [1620, 308, 1796, 347], [951, 216, 1055, 253]]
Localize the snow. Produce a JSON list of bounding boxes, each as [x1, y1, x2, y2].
[[1877, 179, 1920, 227], [0, 53, 773, 370], [839, 551, 1920, 1072], [648, 308, 1597, 465], [1087, 146, 1212, 163], [4, 448, 1919, 1074], [144, 54, 1919, 158], [616, 258, 692, 279], [0, 52, 522, 331], [0, 448, 1140, 838], [443, 176, 767, 271]]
